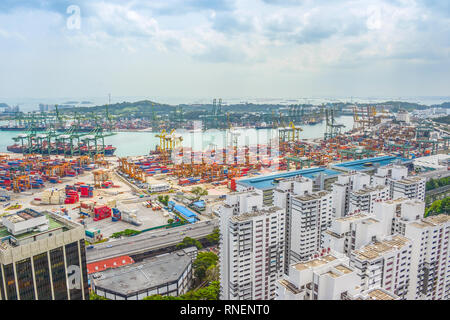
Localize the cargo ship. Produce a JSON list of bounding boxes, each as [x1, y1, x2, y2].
[[7, 142, 116, 156]]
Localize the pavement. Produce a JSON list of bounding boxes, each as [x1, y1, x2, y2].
[[86, 218, 219, 263]]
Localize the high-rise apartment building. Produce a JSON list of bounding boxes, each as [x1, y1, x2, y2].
[[405, 214, 450, 300], [350, 235, 412, 299], [349, 185, 389, 215], [324, 213, 382, 256], [219, 191, 285, 300], [331, 172, 371, 218]]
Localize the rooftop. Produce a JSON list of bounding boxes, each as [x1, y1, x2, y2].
[[335, 213, 368, 222], [394, 177, 425, 184], [294, 190, 330, 202], [231, 206, 282, 222], [237, 167, 341, 190], [366, 288, 398, 300], [294, 254, 337, 271], [353, 235, 410, 261], [352, 185, 387, 196], [331, 156, 412, 173], [0, 211, 73, 247], [278, 279, 302, 295], [92, 250, 192, 297], [410, 214, 450, 229]]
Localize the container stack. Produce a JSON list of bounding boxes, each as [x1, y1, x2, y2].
[[112, 208, 121, 222], [93, 205, 112, 221], [79, 185, 94, 198], [64, 187, 79, 204], [80, 200, 96, 216], [41, 188, 65, 204]]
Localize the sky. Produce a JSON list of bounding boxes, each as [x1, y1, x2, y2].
[[0, 0, 449, 103]]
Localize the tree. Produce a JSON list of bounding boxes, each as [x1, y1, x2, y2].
[[176, 237, 203, 250], [205, 264, 220, 282], [191, 187, 208, 199], [205, 228, 220, 245], [143, 281, 220, 300], [193, 252, 218, 281], [425, 197, 450, 217], [89, 292, 109, 300], [167, 218, 174, 224]]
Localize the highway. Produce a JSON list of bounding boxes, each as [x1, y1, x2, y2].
[[86, 219, 219, 263]]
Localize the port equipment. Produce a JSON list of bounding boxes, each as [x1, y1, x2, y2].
[[13, 175, 31, 193], [352, 106, 379, 130], [202, 98, 228, 130], [324, 107, 345, 140], [415, 125, 433, 140], [417, 140, 443, 156], [338, 148, 376, 161], [385, 143, 414, 158], [279, 121, 302, 144], [286, 156, 312, 171], [93, 170, 110, 188]]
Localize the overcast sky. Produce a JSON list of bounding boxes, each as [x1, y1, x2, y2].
[[0, 0, 448, 101]]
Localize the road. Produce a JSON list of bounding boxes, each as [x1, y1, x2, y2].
[[86, 218, 219, 263]]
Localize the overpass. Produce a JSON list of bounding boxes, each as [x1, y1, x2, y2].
[[86, 219, 219, 263]]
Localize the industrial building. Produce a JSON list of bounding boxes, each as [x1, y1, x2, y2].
[[331, 156, 413, 173], [90, 248, 196, 300], [0, 209, 88, 300]]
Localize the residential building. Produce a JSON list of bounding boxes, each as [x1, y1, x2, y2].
[[288, 190, 333, 264], [331, 172, 371, 218], [324, 213, 383, 256], [219, 191, 285, 300], [349, 185, 389, 215], [276, 252, 361, 300], [350, 235, 412, 299], [405, 214, 450, 300]]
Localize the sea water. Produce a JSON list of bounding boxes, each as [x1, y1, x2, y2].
[[0, 116, 354, 157]]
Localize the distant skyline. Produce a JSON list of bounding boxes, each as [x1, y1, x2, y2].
[[0, 0, 449, 100]]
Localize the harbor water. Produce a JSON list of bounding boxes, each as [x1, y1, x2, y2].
[[0, 116, 354, 157]]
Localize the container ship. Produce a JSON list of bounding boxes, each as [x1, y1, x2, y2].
[[7, 142, 116, 156]]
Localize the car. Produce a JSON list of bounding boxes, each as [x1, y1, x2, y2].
[[106, 245, 113, 248], [87, 245, 94, 249]]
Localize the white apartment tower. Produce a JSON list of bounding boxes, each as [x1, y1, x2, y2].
[[350, 235, 412, 299], [349, 185, 389, 215], [276, 252, 361, 300], [405, 214, 450, 300], [288, 190, 333, 264], [331, 172, 371, 218], [372, 165, 425, 202], [219, 191, 285, 300], [324, 213, 383, 256]]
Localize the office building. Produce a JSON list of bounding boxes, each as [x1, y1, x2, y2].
[[0, 209, 88, 300]]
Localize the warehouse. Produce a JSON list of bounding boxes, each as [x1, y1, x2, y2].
[[91, 249, 194, 300]]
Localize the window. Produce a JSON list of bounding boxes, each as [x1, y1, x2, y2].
[[33, 252, 52, 300]]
